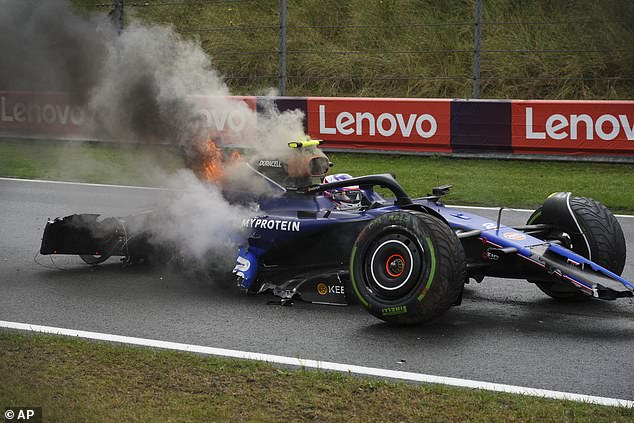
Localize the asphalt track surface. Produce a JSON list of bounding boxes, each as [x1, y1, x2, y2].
[[1, 178, 633, 400]]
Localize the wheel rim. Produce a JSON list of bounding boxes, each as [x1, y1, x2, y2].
[[385, 253, 406, 278], [363, 229, 424, 301]]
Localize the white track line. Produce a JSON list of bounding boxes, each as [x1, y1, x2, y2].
[[2, 177, 633, 218], [447, 204, 535, 213], [1, 320, 632, 408], [447, 204, 634, 219], [0, 176, 165, 191]]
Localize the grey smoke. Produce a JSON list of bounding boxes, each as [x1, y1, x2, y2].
[[0, 0, 300, 150], [149, 171, 259, 272], [0, 0, 226, 144], [0, 0, 114, 100], [2, 0, 311, 273]]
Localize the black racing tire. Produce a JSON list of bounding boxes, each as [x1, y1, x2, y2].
[[79, 254, 111, 265], [78, 230, 121, 266], [350, 210, 466, 325], [528, 195, 626, 300]]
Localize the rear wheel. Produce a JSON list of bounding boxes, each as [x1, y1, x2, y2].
[[350, 211, 466, 325], [78, 237, 119, 265], [79, 254, 111, 265], [528, 195, 626, 300]]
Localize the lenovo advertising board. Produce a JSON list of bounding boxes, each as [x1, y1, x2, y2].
[[0, 91, 257, 145], [0, 91, 96, 140], [307, 97, 452, 153], [512, 100, 634, 156], [3, 91, 634, 160], [188, 95, 257, 147]]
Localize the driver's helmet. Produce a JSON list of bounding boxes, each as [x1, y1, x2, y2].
[[323, 173, 362, 209]]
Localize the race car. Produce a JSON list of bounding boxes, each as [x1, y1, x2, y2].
[[39, 141, 633, 325]]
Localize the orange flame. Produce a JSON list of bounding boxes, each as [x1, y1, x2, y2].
[[198, 133, 241, 182]]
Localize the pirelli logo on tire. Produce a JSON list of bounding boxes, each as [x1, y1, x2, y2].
[[381, 305, 408, 316]]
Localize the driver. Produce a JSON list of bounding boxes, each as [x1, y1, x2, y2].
[[323, 173, 363, 210]]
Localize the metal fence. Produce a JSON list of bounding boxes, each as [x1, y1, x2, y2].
[[100, 0, 633, 99]]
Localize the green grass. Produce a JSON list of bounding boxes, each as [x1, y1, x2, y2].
[[0, 139, 184, 186], [329, 153, 634, 213], [70, 0, 634, 99], [2, 331, 633, 423], [2, 139, 632, 213]]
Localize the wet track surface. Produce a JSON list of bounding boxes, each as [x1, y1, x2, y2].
[[1, 178, 633, 400]]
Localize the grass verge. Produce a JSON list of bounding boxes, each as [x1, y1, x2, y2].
[[2, 139, 632, 213], [0, 139, 184, 187], [70, 0, 634, 99], [328, 152, 634, 214], [2, 331, 633, 422]]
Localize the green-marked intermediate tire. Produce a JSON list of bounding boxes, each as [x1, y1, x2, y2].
[[528, 195, 626, 300], [350, 211, 466, 325]]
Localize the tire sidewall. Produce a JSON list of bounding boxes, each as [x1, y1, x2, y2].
[[527, 195, 626, 299], [529, 196, 625, 273], [351, 211, 446, 322]]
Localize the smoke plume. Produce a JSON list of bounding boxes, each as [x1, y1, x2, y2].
[[1, 0, 305, 152], [2, 0, 312, 274]]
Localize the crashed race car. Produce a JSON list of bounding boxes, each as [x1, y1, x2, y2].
[[39, 140, 633, 325]]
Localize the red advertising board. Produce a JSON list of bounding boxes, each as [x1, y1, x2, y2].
[[187, 95, 257, 147], [3, 91, 634, 159], [0, 91, 257, 144], [512, 100, 634, 156], [307, 97, 452, 153], [0, 91, 96, 140]]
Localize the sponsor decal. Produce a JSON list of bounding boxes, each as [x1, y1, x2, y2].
[[257, 159, 283, 168], [233, 247, 259, 289], [197, 106, 250, 132], [307, 98, 451, 153], [512, 101, 634, 155], [381, 305, 408, 316], [329, 284, 345, 295], [482, 251, 500, 261], [1, 95, 86, 126], [0, 92, 257, 144], [241, 218, 301, 232], [316, 283, 328, 295], [316, 282, 345, 296], [181, 95, 257, 147], [503, 232, 526, 241], [233, 255, 251, 279], [368, 213, 409, 230], [190, 96, 255, 126], [0, 92, 96, 141], [525, 107, 634, 141], [318, 104, 437, 138]]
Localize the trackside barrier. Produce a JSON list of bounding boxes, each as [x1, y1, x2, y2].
[[0, 92, 95, 141], [1, 91, 633, 160]]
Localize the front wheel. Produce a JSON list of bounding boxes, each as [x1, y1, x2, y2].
[[528, 193, 626, 300], [350, 211, 466, 325]]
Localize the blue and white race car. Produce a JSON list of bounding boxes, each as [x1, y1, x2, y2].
[[40, 141, 633, 325]]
